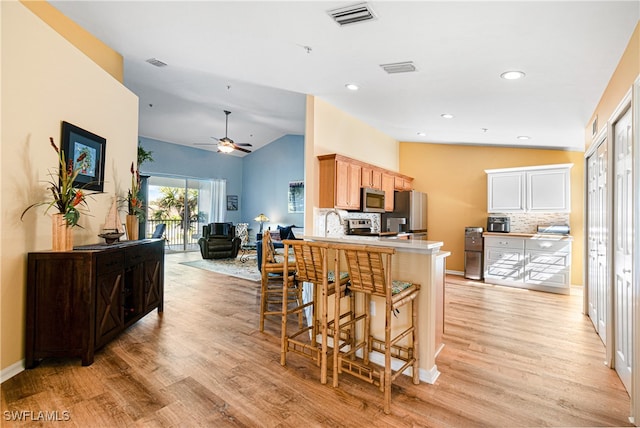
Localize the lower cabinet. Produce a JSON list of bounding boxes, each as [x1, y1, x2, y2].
[[484, 235, 571, 294], [26, 239, 164, 367]]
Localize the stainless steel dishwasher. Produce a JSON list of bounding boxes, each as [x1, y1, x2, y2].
[[464, 227, 484, 280]]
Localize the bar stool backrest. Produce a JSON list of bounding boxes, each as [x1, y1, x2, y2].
[[339, 244, 396, 297], [284, 240, 329, 283], [262, 230, 279, 266]]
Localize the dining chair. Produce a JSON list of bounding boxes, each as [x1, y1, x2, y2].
[[280, 239, 353, 385], [332, 243, 421, 414]]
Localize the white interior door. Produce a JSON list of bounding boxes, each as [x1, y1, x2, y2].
[[613, 106, 633, 392], [587, 139, 609, 345]]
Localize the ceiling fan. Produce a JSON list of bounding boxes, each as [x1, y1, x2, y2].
[[195, 110, 252, 154]]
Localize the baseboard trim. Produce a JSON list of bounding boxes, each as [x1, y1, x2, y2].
[[367, 352, 440, 384], [1, 360, 24, 383], [446, 270, 464, 276]]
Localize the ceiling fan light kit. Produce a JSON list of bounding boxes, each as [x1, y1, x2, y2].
[[196, 110, 253, 154]]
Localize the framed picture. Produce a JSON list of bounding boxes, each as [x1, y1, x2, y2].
[[288, 181, 304, 213], [61, 121, 106, 192], [227, 195, 238, 211]]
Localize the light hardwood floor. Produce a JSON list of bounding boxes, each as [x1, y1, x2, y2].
[[1, 251, 632, 427]]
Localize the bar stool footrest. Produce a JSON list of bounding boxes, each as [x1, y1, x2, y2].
[[370, 336, 414, 361], [338, 356, 383, 388]]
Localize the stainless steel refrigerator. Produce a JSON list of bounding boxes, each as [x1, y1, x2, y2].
[[383, 190, 428, 234]]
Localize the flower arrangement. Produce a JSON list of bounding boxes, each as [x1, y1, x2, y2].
[[21, 137, 89, 227], [127, 162, 144, 221]]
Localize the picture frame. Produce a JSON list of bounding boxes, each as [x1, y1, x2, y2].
[[288, 181, 304, 213], [227, 195, 238, 211], [61, 121, 106, 192]]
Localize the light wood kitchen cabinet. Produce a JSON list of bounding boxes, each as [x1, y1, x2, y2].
[[483, 234, 571, 294], [382, 173, 395, 211], [361, 166, 382, 189], [394, 175, 413, 190], [486, 164, 572, 213], [318, 154, 414, 212], [319, 154, 362, 210]]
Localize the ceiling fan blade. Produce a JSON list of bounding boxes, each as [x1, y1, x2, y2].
[[233, 145, 252, 153], [235, 143, 253, 147]]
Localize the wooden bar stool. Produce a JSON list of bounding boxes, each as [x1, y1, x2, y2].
[[332, 243, 420, 414], [259, 231, 300, 332], [280, 239, 353, 385]]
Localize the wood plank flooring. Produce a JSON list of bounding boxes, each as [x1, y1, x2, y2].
[[1, 251, 631, 427]]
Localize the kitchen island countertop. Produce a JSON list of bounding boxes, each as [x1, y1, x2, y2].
[[302, 235, 444, 253], [300, 234, 447, 384]]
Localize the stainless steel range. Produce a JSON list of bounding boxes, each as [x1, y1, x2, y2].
[[347, 218, 378, 236], [346, 219, 398, 237]]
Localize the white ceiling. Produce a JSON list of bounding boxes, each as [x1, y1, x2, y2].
[[50, 1, 639, 155]]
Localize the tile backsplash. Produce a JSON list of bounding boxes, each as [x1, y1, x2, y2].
[[314, 208, 381, 237], [492, 212, 570, 234]]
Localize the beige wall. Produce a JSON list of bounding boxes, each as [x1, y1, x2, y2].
[[399, 143, 585, 285], [586, 21, 639, 148], [1, 1, 138, 373], [304, 96, 399, 232], [20, 0, 124, 83]]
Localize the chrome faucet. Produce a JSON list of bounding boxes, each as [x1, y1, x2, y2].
[[324, 209, 343, 237]]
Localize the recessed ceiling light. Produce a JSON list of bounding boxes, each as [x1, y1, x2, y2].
[[417, 132, 426, 137], [517, 135, 531, 140], [441, 113, 454, 119], [345, 83, 359, 91], [501, 70, 526, 80]]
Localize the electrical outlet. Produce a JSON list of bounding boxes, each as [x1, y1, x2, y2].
[[370, 300, 376, 316]]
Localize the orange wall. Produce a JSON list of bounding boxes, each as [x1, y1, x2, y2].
[[20, 0, 124, 82], [586, 21, 639, 148], [399, 143, 584, 285]]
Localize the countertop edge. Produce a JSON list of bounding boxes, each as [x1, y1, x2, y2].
[[482, 232, 573, 240], [301, 235, 445, 253]]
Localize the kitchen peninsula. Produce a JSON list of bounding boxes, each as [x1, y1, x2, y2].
[[303, 234, 449, 384]]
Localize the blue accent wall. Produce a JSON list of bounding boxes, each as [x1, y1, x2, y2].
[[242, 134, 305, 236], [138, 136, 244, 223], [137, 134, 304, 232]]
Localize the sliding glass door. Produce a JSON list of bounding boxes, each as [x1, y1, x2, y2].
[[146, 176, 213, 251]]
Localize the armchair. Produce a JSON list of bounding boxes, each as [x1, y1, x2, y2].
[[198, 222, 241, 259]]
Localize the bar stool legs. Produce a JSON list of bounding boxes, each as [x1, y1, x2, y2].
[[332, 243, 421, 414]]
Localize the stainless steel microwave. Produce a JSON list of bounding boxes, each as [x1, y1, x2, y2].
[[361, 187, 386, 213]]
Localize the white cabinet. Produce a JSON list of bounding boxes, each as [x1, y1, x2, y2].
[[487, 172, 526, 212], [486, 164, 572, 213], [484, 237, 525, 282], [484, 234, 572, 294]]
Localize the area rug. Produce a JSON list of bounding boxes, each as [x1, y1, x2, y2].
[[180, 252, 261, 282]]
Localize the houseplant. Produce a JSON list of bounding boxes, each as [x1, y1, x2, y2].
[[21, 137, 90, 250], [125, 161, 144, 240]]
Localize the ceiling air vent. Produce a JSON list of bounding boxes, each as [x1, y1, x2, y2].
[[380, 61, 417, 74], [328, 3, 376, 26], [146, 58, 168, 67]]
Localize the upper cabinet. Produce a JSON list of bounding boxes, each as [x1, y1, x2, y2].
[[394, 175, 414, 191], [486, 164, 572, 213], [319, 154, 362, 210], [318, 154, 413, 211], [335, 157, 362, 209], [362, 166, 383, 190]]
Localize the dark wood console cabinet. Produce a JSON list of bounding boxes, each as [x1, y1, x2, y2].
[[25, 239, 164, 367]]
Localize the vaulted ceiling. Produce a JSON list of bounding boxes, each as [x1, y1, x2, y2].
[[50, 1, 639, 155]]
